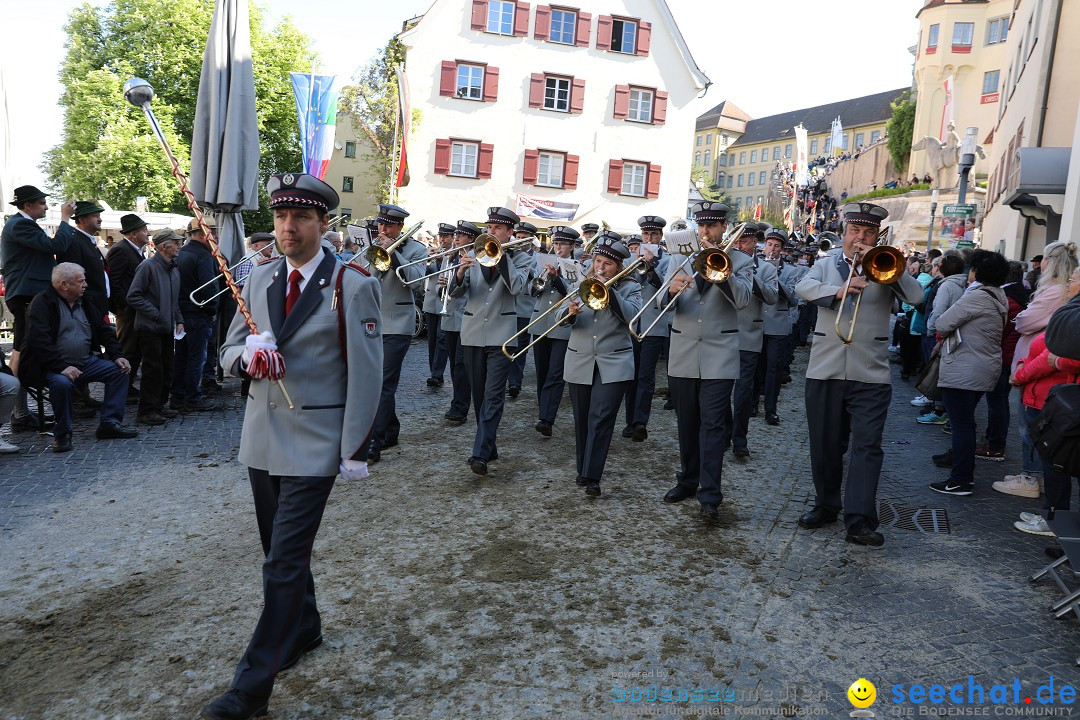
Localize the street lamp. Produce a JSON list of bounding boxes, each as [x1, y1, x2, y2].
[[927, 189, 939, 253], [958, 126, 978, 205]]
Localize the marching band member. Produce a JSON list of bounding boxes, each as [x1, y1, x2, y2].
[[794, 202, 922, 546], [662, 202, 753, 521], [439, 221, 481, 424], [562, 232, 642, 497], [623, 215, 672, 442], [759, 228, 801, 426], [507, 221, 539, 398], [729, 223, 778, 458], [364, 203, 427, 463], [530, 226, 580, 436], [422, 223, 455, 388], [575, 222, 599, 261], [448, 207, 528, 476]]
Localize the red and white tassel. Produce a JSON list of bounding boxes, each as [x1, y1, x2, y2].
[[248, 347, 286, 381]]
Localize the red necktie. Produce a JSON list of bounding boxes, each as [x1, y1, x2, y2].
[[285, 269, 302, 316]]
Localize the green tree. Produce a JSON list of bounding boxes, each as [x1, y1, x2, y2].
[[690, 164, 732, 205], [886, 89, 916, 174], [44, 0, 315, 229]]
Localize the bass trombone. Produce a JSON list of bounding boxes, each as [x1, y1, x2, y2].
[[189, 243, 274, 307], [833, 227, 905, 344], [364, 220, 424, 273], [401, 234, 534, 285]]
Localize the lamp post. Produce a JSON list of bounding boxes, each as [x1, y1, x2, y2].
[[927, 189, 939, 253], [957, 126, 978, 205]]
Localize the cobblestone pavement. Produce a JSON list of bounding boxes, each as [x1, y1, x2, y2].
[[1, 337, 1078, 719]]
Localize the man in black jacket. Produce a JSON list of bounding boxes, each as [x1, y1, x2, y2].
[[20, 263, 137, 452], [171, 218, 219, 412], [106, 214, 149, 393]]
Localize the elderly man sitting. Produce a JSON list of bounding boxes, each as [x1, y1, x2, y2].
[[20, 262, 137, 452]]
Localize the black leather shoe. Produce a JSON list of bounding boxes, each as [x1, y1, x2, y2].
[[765, 412, 780, 426], [426, 377, 443, 387], [798, 507, 837, 529], [585, 481, 601, 497], [781, 375, 792, 384], [535, 420, 553, 437], [79, 395, 103, 409], [202, 378, 223, 392], [184, 398, 219, 412], [444, 413, 467, 424], [368, 447, 381, 464], [469, 457, 488, 475], [279, 633, 323, 672], [95, 422, 138, 439], [507, 385, 521, 398], [663, 399, 675, 410], [845, 523, 885, 547], [575, 476, 588, 486], [748, 406, 759, 418], [631, 423, 647, 442], [700, 502, 720, 520], [11, 415, 52, 432], [383, 438, 399, 449], [733, 446, 750, 459], [621, 425, 634, 438], [200, 688, 269, 720], [663, 485, 696, 503], [52, 434, 73, 453], [74, 406, 97, 419], [489, 450, 498, 461]]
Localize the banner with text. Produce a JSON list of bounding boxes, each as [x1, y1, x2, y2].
[[516, 194, 579, 222]]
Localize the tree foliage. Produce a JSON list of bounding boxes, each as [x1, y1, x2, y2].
[[44, 0, 316, 229], [690, 164, 732, 205], [886, 89, 916, 174]]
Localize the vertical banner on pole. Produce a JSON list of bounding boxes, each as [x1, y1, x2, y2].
[[290, 72, 339, 180], [794, 125, 809, 188], [940, 74, 954, 141], [394, 66, 411, 188]]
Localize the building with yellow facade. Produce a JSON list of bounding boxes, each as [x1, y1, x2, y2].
[[326, 108, 383, 225], [691, 100, 751, 190]]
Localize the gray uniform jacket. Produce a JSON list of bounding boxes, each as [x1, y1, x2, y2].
[[421, 255, 453, 314], [664, 250, 754, 380], [927, 273, 966, 335], [448, 254, 528, 348], [126, 252, 184, 335], [514, 249, 538, 319], [635, 251, 675, 339], [562, 279, 643, 384], [369, 236, 426, 336], [530, 271, 575, 342], [795, 250, 923, 384], [936, 285, 1008, 392], [737, 255, 779, 352], [764, 260, 801, 336], [221, 252, 384, 477]]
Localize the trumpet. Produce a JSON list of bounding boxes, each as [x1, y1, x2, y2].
[[502, 258, 646, 361], [189, 243, 274, 307], [364, 220, 424, 273], [833, 227, 904, 344], [628, 223, 748, 341]]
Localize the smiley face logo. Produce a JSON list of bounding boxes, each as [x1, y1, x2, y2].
[[848, 678, 876, 709]]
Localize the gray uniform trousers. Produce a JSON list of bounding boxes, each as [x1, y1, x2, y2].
[[569, 368, 629, 482]]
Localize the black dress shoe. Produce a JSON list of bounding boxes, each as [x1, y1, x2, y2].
[[663, 485, 696, 503], [663, 399, 675, 410], [584, 481, 601, 497], [845, 523, 885, 547], [11, 415, 52, 432], [95, 422, 138, 439], [426, 377, 443, 387], [575, 476, 588, 486], [79, 395, 103, 409], [200, 688, 269, 720], [765, 412, 780, 426], [534, 420, 553, 437], [444, 413, 467, 424], [279, 633, 323, 672], [798, 507, 837, 529], [469, 457, 488, 475], [368, 447, 381, 463], [781, 375, 792, 384], [53, 434, 73, 453], [507, 385, 521, 398], [489, 449, 498, 461], [621, 425, 634, 439], [733, 446, 750, 459], [74, 406, 97, 419], [748, 406, 759, 418], [202, 378, 223, 392], [383, 438, 399, 449], [700, 502, 720, 520], [631, 423, 648, 442]]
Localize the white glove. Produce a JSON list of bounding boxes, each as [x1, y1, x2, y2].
[[339, 458, 369, 482], [243, 331, 277, 365]]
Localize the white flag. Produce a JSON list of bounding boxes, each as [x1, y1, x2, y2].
[[940, 74, 955, 140], [794, 125, 809, 187], [831, 116, 844, 154]]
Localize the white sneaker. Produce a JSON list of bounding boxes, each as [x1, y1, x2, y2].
[[1019, 511, 1043, 524], [1014, 517, 1054, 536], [993, 474, 1040, 498], [0, 438, 19, 454], [910, 395, 933, 407]]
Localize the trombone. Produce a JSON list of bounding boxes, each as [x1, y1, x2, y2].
[[394, 242, 462, 283], [627, 222, 748, 341], [502, 257, 647, 361], [364, 220, 424, 273], [400, 234, 533, 285], [833, 228, 905, 344], [189, 243, 274, 306]]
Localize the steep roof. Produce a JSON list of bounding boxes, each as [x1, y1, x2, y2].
[[695, 100, 752, 131], [729, 88, 908, 147]]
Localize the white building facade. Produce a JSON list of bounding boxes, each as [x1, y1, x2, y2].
[[396, 0, 709, 233]]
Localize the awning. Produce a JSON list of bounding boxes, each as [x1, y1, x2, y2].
[[1004, 147, 1070, 226]]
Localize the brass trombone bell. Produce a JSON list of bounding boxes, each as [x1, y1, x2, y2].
[[833, 243, 905, 344], [364, 220, 424, 273]]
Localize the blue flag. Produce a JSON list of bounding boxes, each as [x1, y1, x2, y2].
[[290, 73, 339, 179]]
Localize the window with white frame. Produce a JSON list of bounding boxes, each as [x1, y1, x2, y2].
[[450, 142, 479, 177], [748, 173, 755, 187], [611, 18, 637, 54], [706, 134, 712, 145], [342, 176, 354, 192], [727, 176, 733, 189], [824, 136, 831, 152], [785, 144, 792, 158], [870, 130, 881, 143], [773, 147, 780, 161], [695, 152, 701, 166], [855, 132, 864, 148], [759, 171, 766, 185], [750, 150, 757, 163], [987, 16, 1009, 44], [621, 161, 647, 196], [737, 174, 744, 187], [739, 151, 746, 164], [537, 152, 565, 187], [456, 64, 484, 100], [982, 69, 1000, 94], [550, 8, 577, 44], [703, 150, 710, 167], [544, 76, 571, 112], [345, 141, 356, 158], [487, 0, 515, 34], [809, 138, 818, 154], [696, 135, 702, 146], [927, 23, 939, 49], [953, 22, 974, 47], [628, 88, 653, 122], [719, 153, 726, 167]]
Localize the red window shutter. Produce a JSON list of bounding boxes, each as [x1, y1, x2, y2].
[[646, 164, 661, 198], [434, 139, 451, 174], [570, 78, 585, 114], [635, 20, 651, 56], [483, 66, 500, 102], [529, 73, 545, 108], [478, 143, 495, 178], [440, 61, 457, 97], [513, 1, 530, 36], [523, 149, 540, 184], [564, 154, 580, 189], [534, 5, 550, 40], [613, 84, 630, 119], [575, 12, 592, 47], [653, 90, 668, 125], [471, 0, 487, 30], [597, 15, 612, 50], [607, 160, 624, 193]]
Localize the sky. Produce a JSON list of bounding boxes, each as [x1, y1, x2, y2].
[[2, 0, 921, 192]]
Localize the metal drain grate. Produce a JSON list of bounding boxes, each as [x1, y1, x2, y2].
[[877, 501, 951, 534]]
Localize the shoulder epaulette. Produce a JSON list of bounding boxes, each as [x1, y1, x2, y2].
[[257, 256, 282, 266], [343, 262, 370, 276]]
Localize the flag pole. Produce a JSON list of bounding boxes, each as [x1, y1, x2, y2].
[[389, 67, 401, 204]]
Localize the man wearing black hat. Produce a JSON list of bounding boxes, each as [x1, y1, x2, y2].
[[507, 220, 539, 398], [576, 223, 599, 261], [795, 202, 923, 546], [759, 227, 800, 425], [530, 225, 580, 435], [438, 222, 481, 424], [363, 203, 427, 463], [204, 172, 382, 720], [448, 207, 529, 475], [561, 231, 642, 496], [421, 223, 456, 388], [1, 186, 76, 429], [107, 213, 150, 395], [662, 201, 753, 521], [58, 200, 110, 327]]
